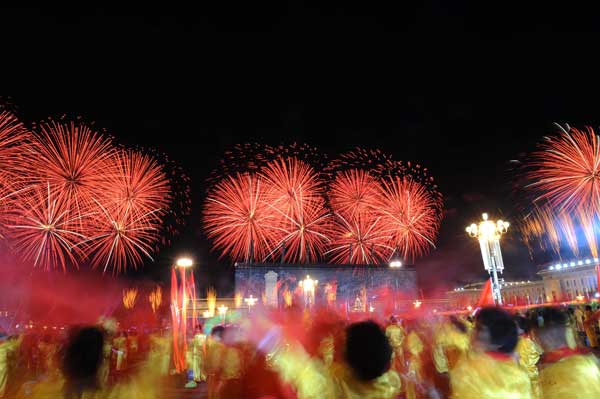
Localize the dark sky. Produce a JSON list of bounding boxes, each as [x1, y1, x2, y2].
[[3, 3, 600, 295]]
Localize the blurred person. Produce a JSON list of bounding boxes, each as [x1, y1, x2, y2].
[[190, 325, 207, 384], [258, 319, 401, 399], [404, 321, 427, 399], [433, 316, 470, 374], [112, 331, 127, 372], [449, 307, 532, 399], [206, 325, 226, 399], [515, 316, 543, 399], [20, 325, 165, 399], [0, 331, 22, 398], [583, 305, 598, 348], [385, 316, 405, 376], [536, 307, 600, 399]]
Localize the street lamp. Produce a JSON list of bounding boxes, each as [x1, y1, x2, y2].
[[176, 257, 194, 268], [244, 295, 258, 312], [389, 260, 402, 268], [299, 275, 318, 308], [466, 213, 509, 305], [218, 305, 228, 324]]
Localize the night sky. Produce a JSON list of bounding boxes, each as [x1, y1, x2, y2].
[[3, 3, 600, 295]]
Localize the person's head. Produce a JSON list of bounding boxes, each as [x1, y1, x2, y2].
[[449, 316, 467, 334], [586, 305, 592, 311], [516, 316, 532, 335], [474, 307, 518, 353], [389, 316, 398, 325], [211, 325, 225, 341], [535, 307, 569, 351], [62, 326, 104, 390], [344, 320, 392, 381], [567, 308, 574, 315]]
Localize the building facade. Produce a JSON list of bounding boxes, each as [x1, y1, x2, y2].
[[448, 257, 600, 307]]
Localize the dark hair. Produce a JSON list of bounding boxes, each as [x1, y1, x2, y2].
[[475, 307, 518, 353], [516, 316, 532, 334], [586, 305, 592, 311], [211, 325, 225, 339], [344, 320, 392, 381], [62, 327, 104, 393], [535, 307, 568, 329], [449, 316, 467, 334]]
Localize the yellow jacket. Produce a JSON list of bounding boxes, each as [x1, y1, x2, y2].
[[269, 342, 401, 399], [539, 348, 600, 399], [450, 351, 532, 399]]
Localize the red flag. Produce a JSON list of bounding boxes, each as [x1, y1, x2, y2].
[[476, 278, 495, 308]]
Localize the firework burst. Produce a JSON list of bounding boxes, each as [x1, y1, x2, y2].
[[108, 150, 171, 222], [8, 183, 88, 270], [377, 176, 441, 260], [203, 173, 277, 262], [526, 125, 600, 212], [29, 120, 116, 221], [261, 157, 330, 262], [326, 212, 393, 264], [329, 169, 380, 218], [84, 199, 159, 274]]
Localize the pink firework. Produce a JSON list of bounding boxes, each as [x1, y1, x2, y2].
[[8, 183, 87, 270], [326, 212, 393, 264], [377, 176, 441, 260], [329, 169, 381, 218], [203, 173, 278, 262]]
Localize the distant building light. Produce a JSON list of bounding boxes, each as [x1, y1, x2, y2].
[[578, 261, 583, 265], [549, 266, 554, 270], [569, 262, 575, 267], [596, 292, 600, 298], [595, 258, 599, 262], [389, 260, 403, 268], [586, 259, 592, 264], [556, 265, 561, 270]]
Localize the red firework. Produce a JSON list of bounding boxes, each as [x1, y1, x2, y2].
[[527, 126, 600, 212], [203, 173, 277, 262], [326, 212, 393, 264], [329, 169, 381, 218], [85, 199, 159, 274], [29, 120, 116, 219], [267, 197, 331, 263], [108, 150, 171, 222], [377, 176, 441, 260], [261, 157, 330, 262], [8, 183, 87, 270]]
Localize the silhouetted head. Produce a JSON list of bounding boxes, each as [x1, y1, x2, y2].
[[474, 307, 518, 354], [516, 316, 532, 335], [211, 325, 225, 340], [585, 305, 592, 311], [344, 320, 392, 381], [535, 307, 569, 351], [62, 326, 104, 392]]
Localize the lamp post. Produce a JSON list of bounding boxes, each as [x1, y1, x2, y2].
[[299, 275, 318, 308], [466, 213, 509, 305], [244, 295, 258, 313], [218, 305, 228, 324], [171, 256, 194, 373]]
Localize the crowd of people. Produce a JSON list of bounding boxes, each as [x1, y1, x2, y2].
[[0, 304, 599, 398]]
